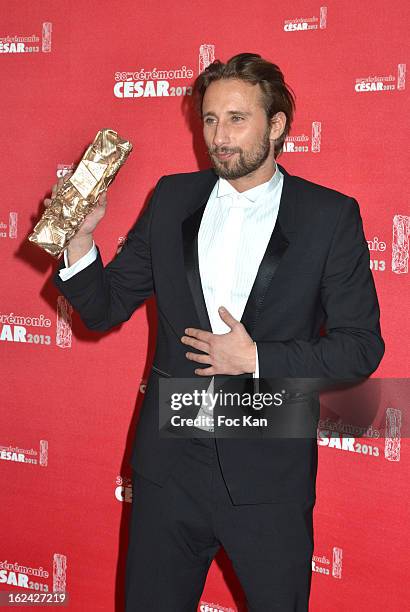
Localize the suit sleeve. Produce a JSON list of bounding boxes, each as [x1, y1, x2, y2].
[[256, 197, 385, 379], [52, 176, 166, 331], [59, 241, 98, 280]]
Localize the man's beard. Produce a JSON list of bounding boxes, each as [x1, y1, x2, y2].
[[208, 126, 272, 180]]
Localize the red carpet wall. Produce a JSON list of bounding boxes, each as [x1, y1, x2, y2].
[[1, 1, 408, 610]]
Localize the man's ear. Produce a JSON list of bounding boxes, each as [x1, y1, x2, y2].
[[269, 112, 287, 141]]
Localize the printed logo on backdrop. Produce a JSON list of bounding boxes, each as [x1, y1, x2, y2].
[[367, 234, 387, 273], [0, 213, 18, 239], [113, 44, 216, 99], [317, 405, 402, 462], [0, 554, 66, 592], [312, 547, 343, 578], [0, 22, 52, 54], [57, 163, 74, 179], [283, 122, 322, 153], [392, 214, 409, 274], [0, 311, 52, 345], [0, 440, 48, 466], [114, 65, 194, 99], [0, 300, 72, 349], [115, 475, 132, 503], [355, 63, 406, 92], [366, 215, 409, 275], [199, 602, 235, 612], [0, 165, 73, 349], [199, 44, 215, 74], [56, 297, 73, 349], [283, 6, 327, 31]]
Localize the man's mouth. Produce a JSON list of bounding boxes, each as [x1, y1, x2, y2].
[[214, 150, 235, 161]]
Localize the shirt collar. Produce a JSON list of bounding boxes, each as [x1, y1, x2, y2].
[[216, 162, 282, 205]]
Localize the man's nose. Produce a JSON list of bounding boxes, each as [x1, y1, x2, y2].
[[212, 121, 230, 147]]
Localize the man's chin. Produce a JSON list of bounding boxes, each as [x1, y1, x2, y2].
[[212, 164, 245, 180], [213, 167, 232, 179], [211, 158, 236, 179]]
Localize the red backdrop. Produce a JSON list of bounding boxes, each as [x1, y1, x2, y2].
[[0, 1, 408, 610]]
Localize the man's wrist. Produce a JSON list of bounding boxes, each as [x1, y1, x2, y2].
[[66, 234, 94, 266]]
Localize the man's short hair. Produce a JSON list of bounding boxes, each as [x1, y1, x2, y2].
[[193, 52, 296, 158]]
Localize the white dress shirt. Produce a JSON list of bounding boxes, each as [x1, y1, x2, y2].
[[194, 164, 283, 429], [59, 165, 284, 430]]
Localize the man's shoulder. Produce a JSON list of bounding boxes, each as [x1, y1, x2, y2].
[[277, 165, 361, 228], [282, 165, 356, 206]]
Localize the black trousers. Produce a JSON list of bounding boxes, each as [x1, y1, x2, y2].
[[125, 437, 314, 611]]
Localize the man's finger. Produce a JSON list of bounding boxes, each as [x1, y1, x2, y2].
[[181, 336, 209, 353], [194, 366, 216, 376], [184, 327, 212, 341], [185, 352, 212, 365], [218, 306, 238, 328]]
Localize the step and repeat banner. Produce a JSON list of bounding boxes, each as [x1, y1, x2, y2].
[[0, 1, 408, 610]]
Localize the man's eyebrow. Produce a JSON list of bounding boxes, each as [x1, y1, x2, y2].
[[202, 110, 252, 118]]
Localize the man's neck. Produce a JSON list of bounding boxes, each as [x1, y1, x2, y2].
[[226, 160, 277, 193]]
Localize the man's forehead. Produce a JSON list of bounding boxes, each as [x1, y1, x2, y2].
[[202, 79, 263, 110]]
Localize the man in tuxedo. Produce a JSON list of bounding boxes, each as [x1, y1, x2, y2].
[[51, 53, 384, 610]]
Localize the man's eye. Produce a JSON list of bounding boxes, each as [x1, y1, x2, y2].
[[232, 115, 243, 122], [204, 117, 216, 124]]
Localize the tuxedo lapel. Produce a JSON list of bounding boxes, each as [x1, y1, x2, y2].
[[182, 172, 217, 333], [182, 163, 298, 339], [240, 163, 297, 336]]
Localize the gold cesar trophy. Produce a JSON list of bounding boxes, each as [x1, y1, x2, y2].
[[28, 128, 133, 258]]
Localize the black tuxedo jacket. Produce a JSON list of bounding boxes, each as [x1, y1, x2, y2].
[[53, 163, 384, 504]]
